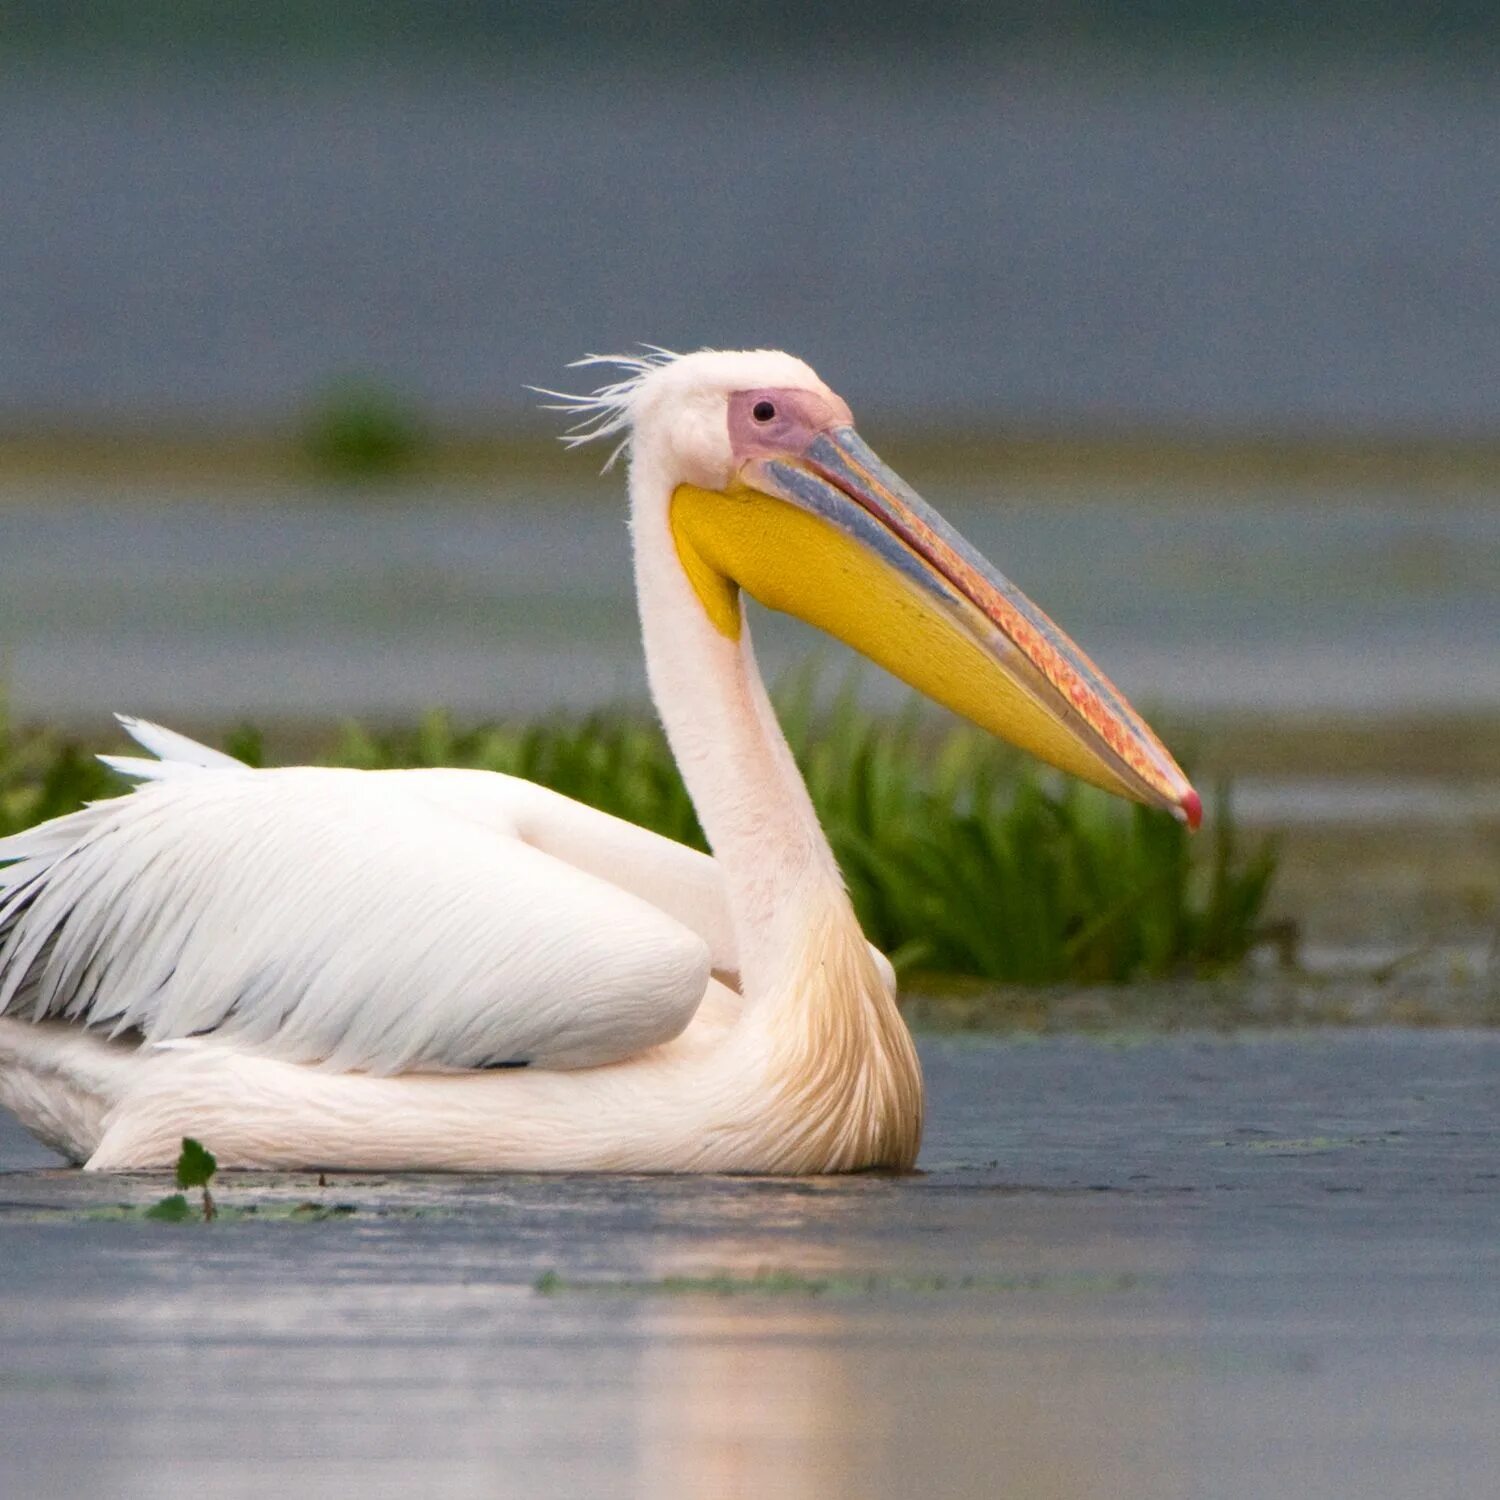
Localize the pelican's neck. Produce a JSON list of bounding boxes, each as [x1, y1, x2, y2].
[[626, 451, 924, 1172], [629, 460, 847, 996]]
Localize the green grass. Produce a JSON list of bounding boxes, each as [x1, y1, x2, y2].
[[0, 712, 117, 839], [0, 684, 1276, 985]]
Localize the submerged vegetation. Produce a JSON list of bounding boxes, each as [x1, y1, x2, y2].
[[0, 685, 1275, 985], [532, 1267, 1143, 1297]]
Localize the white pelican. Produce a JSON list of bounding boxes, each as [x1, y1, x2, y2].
[[0, 349, 1198, 1173]]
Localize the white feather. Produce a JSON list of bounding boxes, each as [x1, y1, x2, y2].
[[529, 346, 681, 471], [0, 766, 717, 1074], [114, 715, 247, 771], [97, 755, 188, 782]]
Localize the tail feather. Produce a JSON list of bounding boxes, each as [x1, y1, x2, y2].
[[98, 754, 186, 783], [113, 716, 246, 772]]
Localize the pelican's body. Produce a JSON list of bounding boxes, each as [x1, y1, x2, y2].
[[0, 349, 1196, 1172]]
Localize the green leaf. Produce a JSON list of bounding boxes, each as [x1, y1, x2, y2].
[[144, 1193, 192, 1222], [174, 1137, 217, 1190]]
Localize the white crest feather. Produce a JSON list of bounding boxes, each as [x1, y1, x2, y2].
[[530, 346, 681, 472]]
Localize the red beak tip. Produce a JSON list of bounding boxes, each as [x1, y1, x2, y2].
[[1180, 789, 1203, 831]]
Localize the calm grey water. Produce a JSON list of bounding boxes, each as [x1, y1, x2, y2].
[[2, 64, 1496, 429], [2, 485, 1496, 723], [1, 1032, 1496, 1499]]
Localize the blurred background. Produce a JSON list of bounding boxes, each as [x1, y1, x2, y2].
[[1, 1, 1497, 966]]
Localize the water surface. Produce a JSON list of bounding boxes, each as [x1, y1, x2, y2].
[[1, 1032, 1495, 1499], [2, 65, 1496, 429], [3, 485, 1496, 722]]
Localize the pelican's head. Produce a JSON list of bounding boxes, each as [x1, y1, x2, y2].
[[550, 348, 1199, 827]]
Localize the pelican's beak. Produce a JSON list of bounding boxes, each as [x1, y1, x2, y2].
[[671, 425, 1200, 826]]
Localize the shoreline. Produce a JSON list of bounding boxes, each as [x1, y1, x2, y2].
[[13, 707, 1500, 780], [1, 425, 1497, 494], [903, 972, 1499, 1033]]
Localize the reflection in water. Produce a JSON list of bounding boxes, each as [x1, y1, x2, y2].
[[636, 1303, 858, 1499], [634, 1297, 1195, 1500], [628, 1197, 1192, 1500]]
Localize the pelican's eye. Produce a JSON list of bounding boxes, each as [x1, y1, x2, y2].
[[752, 400, 777, 423]]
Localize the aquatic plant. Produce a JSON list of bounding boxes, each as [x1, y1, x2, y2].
[[145, 1137, 218, 1222], [0, 690, 1276, 985], [299, 376, 427, 479]]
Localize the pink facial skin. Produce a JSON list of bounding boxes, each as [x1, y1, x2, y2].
[[727, 387, 854, 466]]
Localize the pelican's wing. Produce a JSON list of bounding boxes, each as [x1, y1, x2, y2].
[[385, 769, 739, 978], [0, 735, 713, 1074], [377, 772, 899, 997]]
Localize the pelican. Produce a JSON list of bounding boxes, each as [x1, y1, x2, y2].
[[0, 349, 1198, 1173]]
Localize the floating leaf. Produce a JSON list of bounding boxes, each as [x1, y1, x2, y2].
[[175, 1137, 217, 1191], [144, 1194, 191, 1222]]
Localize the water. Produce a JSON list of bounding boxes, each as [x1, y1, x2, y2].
[[1235, 776, 1500, 827], [1, 64, 1496, 429], [2, 485, 1496, 723], [2, 1032, 1496, 1499]]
